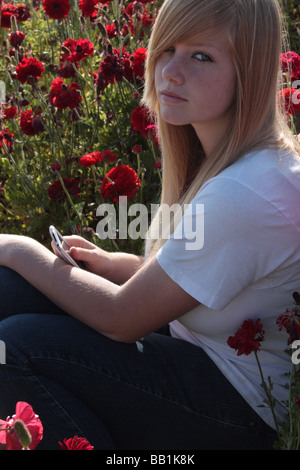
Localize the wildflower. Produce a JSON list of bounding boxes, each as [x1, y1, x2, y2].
[[101, 164, 141, 202], [278, 88, 300, 115], [49, 77, 82, 109], [0, 129, 14, 153], [59, 436, 94, 450], [132, 47, 147, 79], [9, 31, 26, 48], [1, 4, 30, 28], [3, 106, 18, 120], [281, 51, 300, 83], [0, 402, 43, 450], [227, 319, 265, 356], [48, 178, 81, 202], [132, 144, 142, 154], [276, 308, 300, 345], [51, 162, 61, 172], [78, 151, 102, 167], [15, 57, 45, 84], [98, 50, 133, 85], [131, 106, 153, 137], [100, 149, 118, 163], [78, 0, 99, 18], [61, 38, 94, 63], [19, 109, 45, 136], [42, 0, 70, 20]]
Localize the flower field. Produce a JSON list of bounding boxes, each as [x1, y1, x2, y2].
[[0, 0, 299, 257], [0, 0, 163, 254]]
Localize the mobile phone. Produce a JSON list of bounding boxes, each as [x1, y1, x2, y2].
[[49, 225, 82, 269]]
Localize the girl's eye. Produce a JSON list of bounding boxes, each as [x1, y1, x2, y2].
[[164, 47, 175, 53], [193, 52, 213, 62]]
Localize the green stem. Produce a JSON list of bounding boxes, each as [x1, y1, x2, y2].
[[57, 173, 81, 222], [254, 350, 281, 437]]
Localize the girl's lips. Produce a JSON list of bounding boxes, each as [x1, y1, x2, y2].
[[160, 90, 187, 102]]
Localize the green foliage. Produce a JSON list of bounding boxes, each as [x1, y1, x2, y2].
[[0, 0, 163, 253]]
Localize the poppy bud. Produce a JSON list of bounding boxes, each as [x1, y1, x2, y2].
[[14, 419, 32, 450]]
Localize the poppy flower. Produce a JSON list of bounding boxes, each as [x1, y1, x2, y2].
[[100, 149, 118, 163], [48, 178, 81, 202], [227, 319, 265, 356], [59, 436, 94, 450], [78, 0, 99, 18], [15, 57, 45, 84], [78, 151, 102, 167], [61, 38, 94, 63], [278, 88, 300, 115], [42, 0, 70, 20], [3, 106, 18, 120], [281, 51, 300, 83], [19, 109, 45, 136], [49, 77, 82, 109], [100, 164, 141, 202], [131, 106, 153, 137], [0, 402, 43, 450], [9, 31, 26, 47], [1, 4, 30, 28], [99, 50, 133, 85], [132, 47, 147, 79], [276, 308, 300, 345], [0, 129, 14, 153]]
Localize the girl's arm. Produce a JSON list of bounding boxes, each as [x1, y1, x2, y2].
[[53, 235, 145, 285], [0, 235, 198, 343]]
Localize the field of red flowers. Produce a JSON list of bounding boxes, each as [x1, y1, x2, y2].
[[0, 0, 299, 255]]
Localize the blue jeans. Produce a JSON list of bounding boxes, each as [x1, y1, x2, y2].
[[0, 266, 276, 450]]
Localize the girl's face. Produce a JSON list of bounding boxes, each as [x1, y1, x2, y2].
[[154, 31, 236, 156]]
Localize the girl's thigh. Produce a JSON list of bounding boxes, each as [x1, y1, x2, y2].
[[0, 312, 276, 450], [0, 266, 65, 318]]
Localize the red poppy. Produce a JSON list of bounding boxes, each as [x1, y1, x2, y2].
[[61, 38, 94, 63], [131, 106, 153, 137], [59, 436, 94, 450], [101, 149, 118, 163], [78, 151, 102, 167], [281, 51, 300, 83], [276, 308, 300, 345], [278, 88, 300, 115], [100, 164, 141, 202], [98, 49, 133, 85], [78, 0, 99, 18], [42, 0, 70, 20], [19, 109, 44, 136], [3, 106, 18, 120], [49, 77, 82, 109], [9, 30, 26, 47], [48, 178, 81, 202], [227, 319, 265, 356], [132, 47, 147, 79], [1, 4, 30, 28], [15, 57, 45, 84], [0, 129, 14, 153], [0, 402, 43, 450]]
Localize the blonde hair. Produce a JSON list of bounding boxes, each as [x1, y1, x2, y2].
[[143, 0, 300, 257]]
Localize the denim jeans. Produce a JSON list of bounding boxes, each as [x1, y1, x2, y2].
[[0, 266, 276, 450]]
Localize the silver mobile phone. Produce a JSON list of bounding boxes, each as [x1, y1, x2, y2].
[[49, 225, 81, 268]]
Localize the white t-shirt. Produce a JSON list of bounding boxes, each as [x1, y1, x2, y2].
[[156, 148, 300, 430]]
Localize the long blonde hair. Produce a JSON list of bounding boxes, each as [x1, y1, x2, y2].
[[143, 0, 300, 257]]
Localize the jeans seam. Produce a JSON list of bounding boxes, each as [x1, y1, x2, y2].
[[26, 354, 269, 433]]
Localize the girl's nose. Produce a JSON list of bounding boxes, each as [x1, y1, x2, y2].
[[162, 57, 184, 85]]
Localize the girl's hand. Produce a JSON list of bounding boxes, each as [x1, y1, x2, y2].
[[51, 235, 112, 278]]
